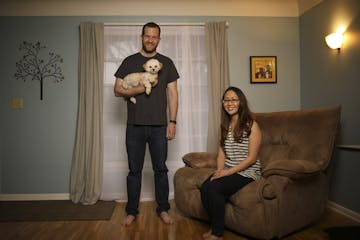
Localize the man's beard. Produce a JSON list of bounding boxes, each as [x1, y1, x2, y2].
[[142, 43, 157, 54]]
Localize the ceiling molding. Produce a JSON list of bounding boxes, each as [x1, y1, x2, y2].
[[297, 0, 322, 16], [0, 0, 322, 17]]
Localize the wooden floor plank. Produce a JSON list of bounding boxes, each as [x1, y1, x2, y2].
[[0, 200, 358, 240]]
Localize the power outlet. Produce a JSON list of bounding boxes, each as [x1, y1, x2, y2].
[[12, 98, 24, 109]]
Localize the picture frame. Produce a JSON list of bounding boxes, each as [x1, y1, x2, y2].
[[250, 56, 277, 83]]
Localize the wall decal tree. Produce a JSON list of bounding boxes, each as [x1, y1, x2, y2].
[[14, 41, 64, 100]]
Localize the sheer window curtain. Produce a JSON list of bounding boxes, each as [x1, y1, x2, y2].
[[102, 25, 208, 201], [205, 21, 230, 152], [70, 22, 104, 205]]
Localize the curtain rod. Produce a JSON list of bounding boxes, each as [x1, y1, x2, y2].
[[104, 22, 229, 27]]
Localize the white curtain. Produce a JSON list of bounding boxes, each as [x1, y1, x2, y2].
[[205, 21, 230, 152], [102, 25, 208, 201], [70, 22, 104, 205]]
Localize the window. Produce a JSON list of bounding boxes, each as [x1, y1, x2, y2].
[[102, 24, 208, 201]]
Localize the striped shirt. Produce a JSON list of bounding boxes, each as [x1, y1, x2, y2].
[[224, 127, 261, 180]]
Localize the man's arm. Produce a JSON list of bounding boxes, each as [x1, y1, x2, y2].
[[114, 77, 145, 98], [166, 80, 178, 140]]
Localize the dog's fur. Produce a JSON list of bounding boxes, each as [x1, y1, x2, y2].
[[121, 58, 162, 104]]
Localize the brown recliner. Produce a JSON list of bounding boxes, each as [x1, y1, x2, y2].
[[174, 106, 341, 239]]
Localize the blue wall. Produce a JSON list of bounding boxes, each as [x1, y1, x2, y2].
[[300, 0, 360, 213], [0, 17, 81, 193], [0, 15, 301, 195]]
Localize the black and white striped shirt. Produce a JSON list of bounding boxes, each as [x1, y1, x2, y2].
[[224, 127, 261, 180]]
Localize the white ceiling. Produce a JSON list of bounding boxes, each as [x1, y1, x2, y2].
[[0, 0, 322, 17]]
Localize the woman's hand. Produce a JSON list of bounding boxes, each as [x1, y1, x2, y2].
[[210, 169, 229, 181]]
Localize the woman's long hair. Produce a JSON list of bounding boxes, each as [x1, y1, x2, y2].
[[220, 86, 254, 147]]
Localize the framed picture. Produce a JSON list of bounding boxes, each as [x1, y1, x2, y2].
[[250, 56, 277, 83]]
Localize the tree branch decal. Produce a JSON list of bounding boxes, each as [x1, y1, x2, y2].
[[14, 41, 64, 100]]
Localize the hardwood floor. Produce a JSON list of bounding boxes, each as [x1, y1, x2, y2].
[[0, 200, 358, 240]]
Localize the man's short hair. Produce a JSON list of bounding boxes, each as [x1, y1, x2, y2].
[[142, 22, 161, 37]]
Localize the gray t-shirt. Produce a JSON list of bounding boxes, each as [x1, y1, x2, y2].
[[114, 52, 179, 125]]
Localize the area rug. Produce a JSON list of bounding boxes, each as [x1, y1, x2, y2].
[[325, 225, 360, 240], [0, 200, 116, 222]]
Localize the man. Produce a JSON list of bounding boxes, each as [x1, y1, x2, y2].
[[114, 22, 179, 226]]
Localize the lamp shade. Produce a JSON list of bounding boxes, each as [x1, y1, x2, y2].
[[325, 32, 344, 49]]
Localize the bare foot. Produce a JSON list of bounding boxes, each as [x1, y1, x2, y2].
[[159, 211, 174, 224], [122, 215, 135, 226], [202, 229, 211, 239]]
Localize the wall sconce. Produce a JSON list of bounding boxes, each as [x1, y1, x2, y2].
[[325, 30, 344, 50]]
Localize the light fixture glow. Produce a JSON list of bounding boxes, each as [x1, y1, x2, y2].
[[325, 31, 344, 49]]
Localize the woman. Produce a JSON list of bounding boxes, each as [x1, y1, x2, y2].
[[200, 86, 262, 240]]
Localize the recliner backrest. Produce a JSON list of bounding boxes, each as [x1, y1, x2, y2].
[[255, 106, 341, 171]]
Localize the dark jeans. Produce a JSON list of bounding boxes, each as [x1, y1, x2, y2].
[[125, 124, 170, 216], [200, 173, 254, 237]]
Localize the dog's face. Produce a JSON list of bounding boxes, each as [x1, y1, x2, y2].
[[143, 59, 163, 74]]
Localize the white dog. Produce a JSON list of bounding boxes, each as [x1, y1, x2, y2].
[[121, 58, 162, 104]]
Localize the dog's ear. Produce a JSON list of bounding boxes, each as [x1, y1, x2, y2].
[[143, 62, 147, 70], [159, 62, 163, 70]]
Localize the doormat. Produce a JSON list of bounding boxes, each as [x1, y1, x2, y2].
[[0, 200, 116, 222]]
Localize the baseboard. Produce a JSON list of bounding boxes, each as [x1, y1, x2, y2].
[[327, 200, 360, 223], [0, 193, 70, 201], [0, 192, 174, 202]]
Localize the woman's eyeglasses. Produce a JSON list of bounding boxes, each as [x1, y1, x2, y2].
[[222, 99, 240, 104]]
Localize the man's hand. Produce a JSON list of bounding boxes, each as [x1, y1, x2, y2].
[[166, 122, 176, 140], [114, 77, 146, 98]]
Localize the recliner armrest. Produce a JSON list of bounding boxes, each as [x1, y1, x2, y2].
[[262, 159, 321, 179], [182, 152, 217, 169]]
